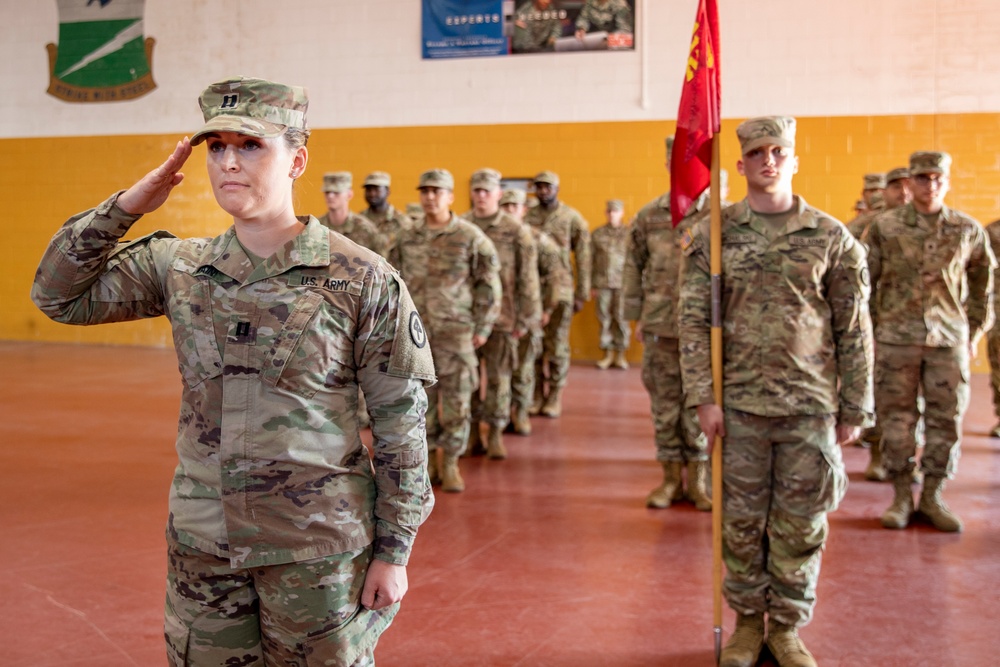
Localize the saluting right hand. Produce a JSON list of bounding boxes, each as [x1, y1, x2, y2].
[[117, 137, 193, 215]]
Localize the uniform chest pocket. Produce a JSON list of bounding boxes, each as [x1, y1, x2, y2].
[[169, 281, 224, 388], [428, 240, 470, 277], [260, 291, 357, 399]]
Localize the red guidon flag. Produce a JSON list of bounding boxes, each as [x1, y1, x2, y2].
[[670, 0, 720, 226]]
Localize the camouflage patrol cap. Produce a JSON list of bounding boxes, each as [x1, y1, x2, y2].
[[418, 169, 454, 190], [500, 189, 527, 206], [868, 191, 886, 211], [322, 172, 352, 193], [910, 151, 952, 176], [470, 168, 502, 190], [606, 199, 624, 211], [191, 76, 308, 146], [854, 200, 866, 212], [534, 170, 560, 186], [736, 116, 796, 154], [406, 203, 423, 218], [863, 173, 887, 190], [886, 167, 910, 183], [666, 136, 675, 158], [364, 171, 391, 187]]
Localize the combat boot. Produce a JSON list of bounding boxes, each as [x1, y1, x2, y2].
[[486, 424, 507, 460], [510, 403, 532, 435], [863, 443, 887, 482], [765, 620, 816, 667], [528, 382, 545, 416], [990, 421, 1000, 438], [719, 613, 764, 667], [918, 476, 963, 532], [595, 350, 614, 370], [880, 475, 914, 529], [464, 422, 486, 457], [540, 387, 562, 418], [427, 448, 441, 486], [612, 350, 629, 369], [646, 461, 683, 508], [686, 460, 712, 511], [440, 454, 465, 493]]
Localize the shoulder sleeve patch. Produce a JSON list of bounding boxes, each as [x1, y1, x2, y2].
[[386, 276, 437, 384]]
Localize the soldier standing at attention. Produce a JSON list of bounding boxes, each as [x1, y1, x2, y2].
[[31, 76, 436, 664], [574, 0, 634, 38], [679, 116, 874, 667], [360, 171, 412, 260], [986, 216, 1000, 437], [318, 171, 387, 257], [525, 170, 592, 417], [463, 169, 541, 459], [591, 199, 631, 370], [392, 169, 502, 493], [867, 151, 995, 532], [845, 172, 886, 231], [502, 189, 568, 435]]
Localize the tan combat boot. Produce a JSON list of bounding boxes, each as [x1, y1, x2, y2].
[[464, 422, 486, 457], [719, 613, 764, 667], [686, 460, 712, 511], [612, 350, 629, 369], [595, 350, 614, 370], [540, 387, 562, 418], [880, 475, 914, 529], [863, 443, 888, 482], [990, 421, 1000, 438], [510, 403, 532, 435], [646, 461, 683, 508], [427, 448, 441, 486], [766, 620, 816, 667], [918, 476, 963, 532], [486, 424, 507, 460], [528, 382, 545, 416], [440, 454, 465, 493]]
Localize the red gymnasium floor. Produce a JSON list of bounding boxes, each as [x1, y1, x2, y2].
[[1, 341, 998, 666]]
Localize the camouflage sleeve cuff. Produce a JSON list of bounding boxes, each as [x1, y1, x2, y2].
[[98, 190, 144, 235], [838, 404, 875, 429], [685, 389, 715, 410], [373, 525, 416, 566]]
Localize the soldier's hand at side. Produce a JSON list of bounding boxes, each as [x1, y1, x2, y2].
[[361, 559, 408, 611], [473, 334, 488, 349], [541, 311, 551, 327], [633, 322, 644, 342], [118, 138, 193, 215], [696, 404, 725, 447], [835, 424, 862, 446]]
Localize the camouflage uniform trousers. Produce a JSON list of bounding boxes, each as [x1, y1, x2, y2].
[[641, 335, 706, 462], [425, 346, 478, 457], [989, 329, 1000, 420], [536, 301, 574, 393], [875, 343, 969, 478], [165, 537, 395, 667], [594, 288, 630, 351], [471, 330, 517, 428], [512, 330, 542, 411], [722, 409, 846, 628]]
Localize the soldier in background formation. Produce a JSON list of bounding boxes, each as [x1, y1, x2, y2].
[[463, 169, 541, 460], [866, 151, 995, 533], [987, 216, 1000, 438], [525, 170, 592, 417], [680, 116, 874, 667], [502, 189, 571, 435], [590, 199, 631, 370], [845, 172, 886, 232], [392, 169, 502, 494], [360, 170, 412, 260], [317, 171, 387, 257]]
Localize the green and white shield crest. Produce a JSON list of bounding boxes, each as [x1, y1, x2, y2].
[[46, 0, 157, 103]]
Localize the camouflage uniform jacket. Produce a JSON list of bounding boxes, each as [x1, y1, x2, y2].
[[987, 218, 1000, 302], [391, 213, 502, 353], [866, 203, 996, 347], [846, 210, 878, 241], [463, 210, 542, 335], [590, 222, 629, 290], [512, 1, 565, 52], [361, 204, 412, 260], [622, 191, 707, 337], [318, 211, 388, 258], [575, 0, 633, 33], [524, 200, 592, 302], [532, 226, 572, 318], [30, 192, 436, 569], [678, 196, 875, 426]]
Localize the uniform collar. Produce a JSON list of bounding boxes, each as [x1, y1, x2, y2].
[[733, 195, 818, 235], [196, 216, 331, 283]]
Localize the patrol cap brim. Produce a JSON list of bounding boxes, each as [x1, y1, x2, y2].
[[190, 116, 287, 146], [740, 135, 794, 155]]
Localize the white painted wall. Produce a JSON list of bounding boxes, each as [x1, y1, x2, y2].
[[3, 0, 998, 139]]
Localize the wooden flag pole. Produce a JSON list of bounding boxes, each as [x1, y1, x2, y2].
[[709, 131, 724, 665]]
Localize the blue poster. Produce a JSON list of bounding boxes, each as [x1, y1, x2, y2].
[[422, 0, 507, 59]]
